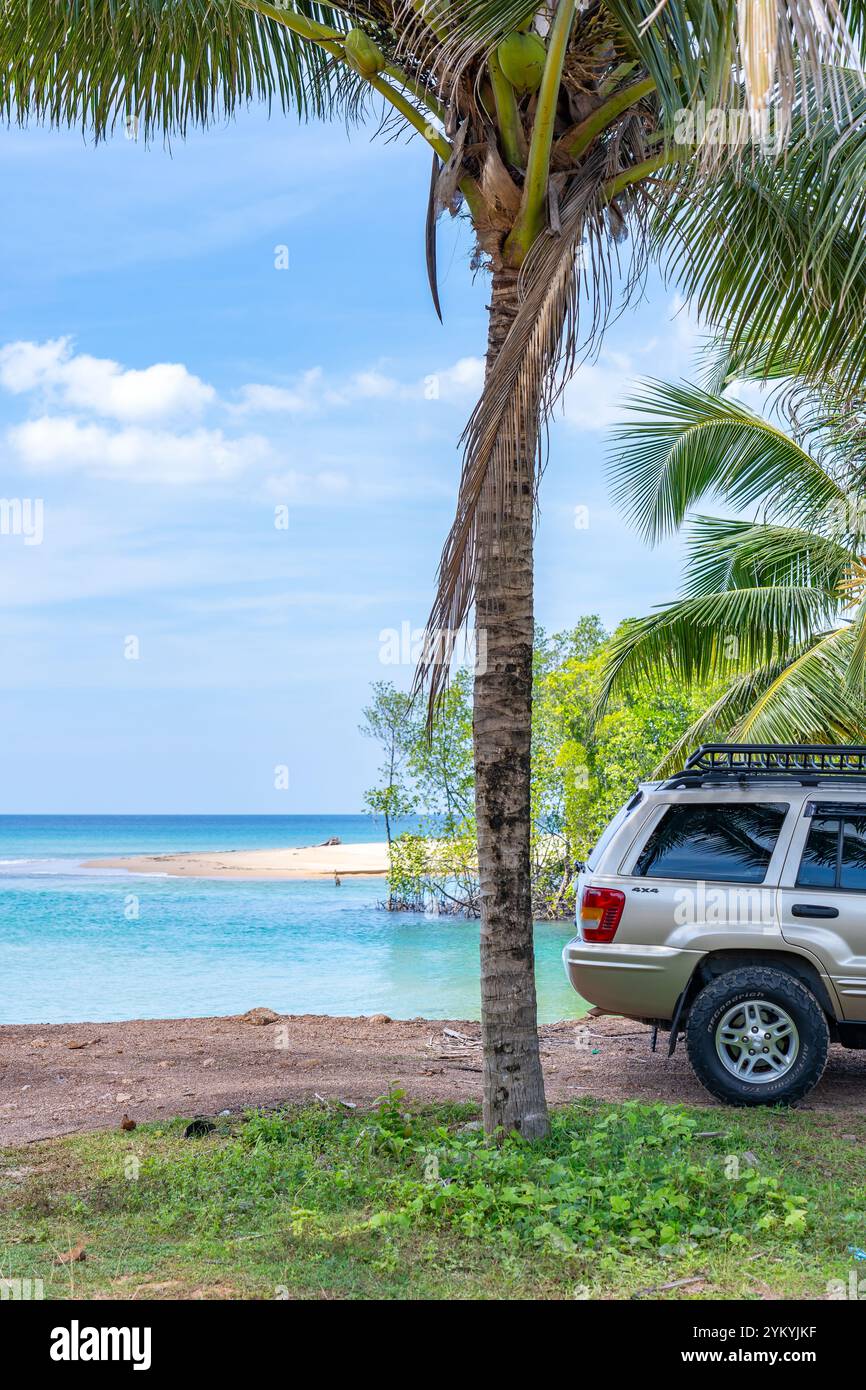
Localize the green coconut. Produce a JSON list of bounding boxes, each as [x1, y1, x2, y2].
[[496, 30, 546, 94], [343, 28, 385, 78]]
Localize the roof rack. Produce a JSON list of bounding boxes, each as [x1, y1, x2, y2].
[[663, 743, 866, 788]]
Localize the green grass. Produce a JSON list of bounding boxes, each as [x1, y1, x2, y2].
[[2, 1094, 865, 1300]]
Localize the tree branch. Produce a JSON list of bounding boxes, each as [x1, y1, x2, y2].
[[603, 150, 671, 199], [558, 75, 657, 162], [366, 70, 452, 160], [243, 1, 344, 52], [384, 63, 444, 121]]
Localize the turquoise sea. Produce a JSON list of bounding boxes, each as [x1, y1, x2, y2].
[[0, 816, 581, 1026]]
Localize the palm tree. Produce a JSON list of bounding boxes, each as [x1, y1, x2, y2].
[[4, 0, 866, 1137], [598, 372, 866, 765]]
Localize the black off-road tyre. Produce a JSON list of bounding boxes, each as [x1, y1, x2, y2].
[[685, 966, 830, 1107]]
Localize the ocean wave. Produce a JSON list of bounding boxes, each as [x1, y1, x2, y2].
[[0, 857, 136, 878]]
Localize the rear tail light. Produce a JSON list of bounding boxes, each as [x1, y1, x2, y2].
[[580, 885, 625, 942]]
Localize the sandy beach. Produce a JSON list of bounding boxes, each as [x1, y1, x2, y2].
[[3, 1011, 866, 1146], [83, 840, 389, 879]]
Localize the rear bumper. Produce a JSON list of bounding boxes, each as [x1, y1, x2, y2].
[[562, 937, 704, 1020]]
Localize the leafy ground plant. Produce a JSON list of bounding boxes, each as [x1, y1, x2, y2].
[[2, 1095, 865, 1300]]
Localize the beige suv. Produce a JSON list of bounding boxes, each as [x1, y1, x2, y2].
[[563, 744, 866, 1105]]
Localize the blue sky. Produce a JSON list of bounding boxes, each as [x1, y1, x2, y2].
[[0, 105, 702, 814]]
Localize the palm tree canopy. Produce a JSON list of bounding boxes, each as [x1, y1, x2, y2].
[[3, 1, 863, 133]]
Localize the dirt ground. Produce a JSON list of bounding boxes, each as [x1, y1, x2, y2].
[[3, 1010, 866, 1146]]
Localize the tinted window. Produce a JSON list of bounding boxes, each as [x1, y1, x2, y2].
[[797, 815, 839, 888], [799, 810, 866, 890], [842, 816, 866, 890], [634, 803, 788, 883]]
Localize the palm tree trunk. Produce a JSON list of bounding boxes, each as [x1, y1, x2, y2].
[[474, 264, 549, 1140]]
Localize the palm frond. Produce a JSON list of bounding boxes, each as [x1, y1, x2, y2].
[[652, 653, 817, 774], [608, 378, 846, 542], [654, 69, 866, 400], [0, 0, 368, 137], [733, 0, 858, 145], [732, 626, 865, 741], [594, 582, 841, 717], [606, 0, 735, 126], [691, 322, 866, 501], [619, 0, 864, 145], [653, 631, 866, 772], [680, 516, 852, 596], [843, 591, 866, 691], [402, 0, 540, 88], [696, 327, 812, 395]]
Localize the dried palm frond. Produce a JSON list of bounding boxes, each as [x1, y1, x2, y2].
[[425, 151, 444, 319], [738, 0, 778, 136], [418, 145, 656, 704]]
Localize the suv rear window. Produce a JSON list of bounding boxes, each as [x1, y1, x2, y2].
[[634, 802, 789, 883], [798, 805, 866, 890]]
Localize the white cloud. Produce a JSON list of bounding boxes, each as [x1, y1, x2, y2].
[[0, 339, 67, 392], [0, 338, 485, 491], [667, 291, 703, 355], [561, 352, 637, 431], [431, 356, 485, 400], [7, 415, 267, 484], [350, 369, 400, 400], [233, 370, 325, 416], [260, 459, 452, 506], [262, 468, 351, 501], [232, 356, 485, 415], [726, 378, 774, 415], [0, 337, 215, 422], [232, 365, 400, 416], [232, 367, 388, 416]]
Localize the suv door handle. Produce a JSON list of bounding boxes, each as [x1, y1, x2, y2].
[[791, 903, 839, 919]]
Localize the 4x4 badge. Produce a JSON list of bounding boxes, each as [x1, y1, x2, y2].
[[632, 886, 658, 893]]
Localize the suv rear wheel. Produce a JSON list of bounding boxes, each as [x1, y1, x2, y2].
[[685, 966, 829, 1106]]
